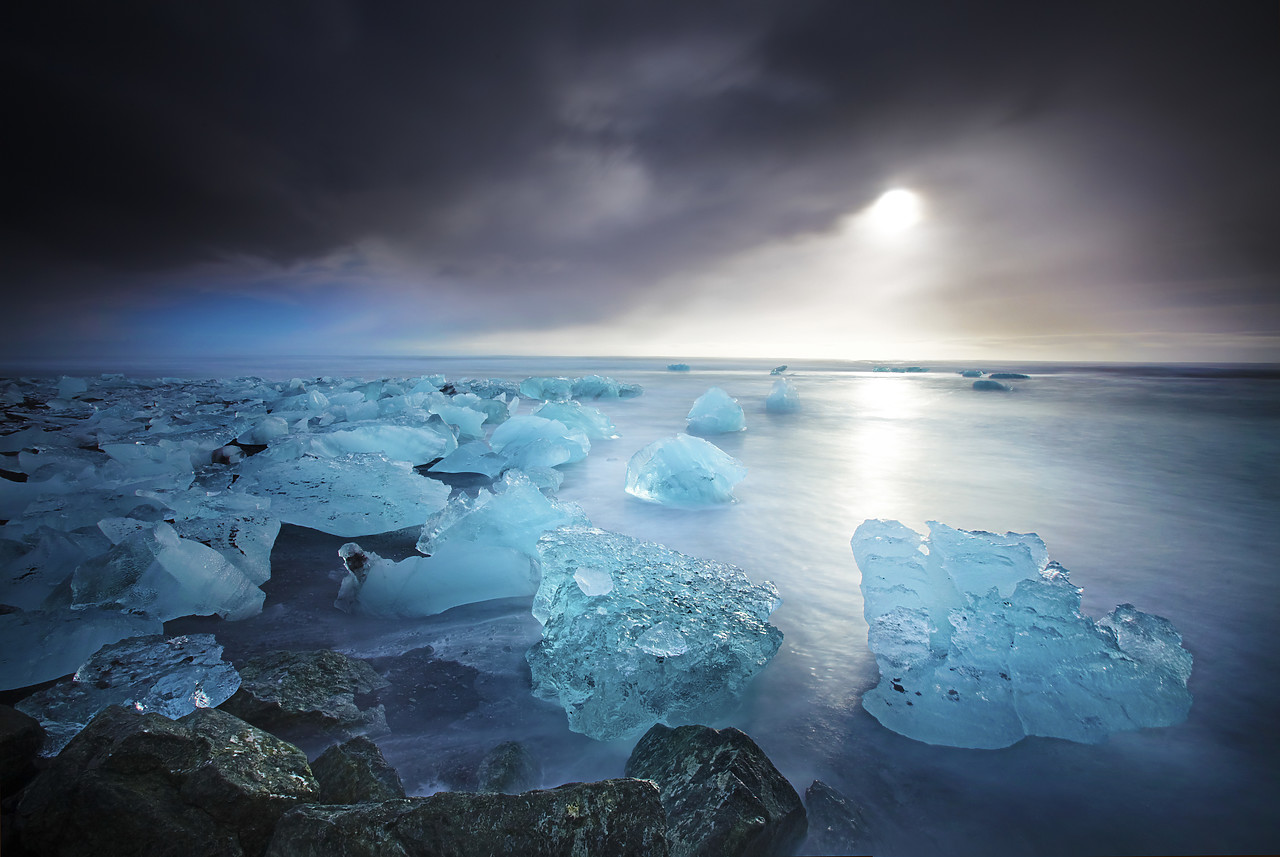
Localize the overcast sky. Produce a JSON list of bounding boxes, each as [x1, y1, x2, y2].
[[4, 1, 1277, 364]]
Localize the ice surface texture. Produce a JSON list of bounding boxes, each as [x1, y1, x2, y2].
[[686, 387, 746, 434], [765, 378, 801, 413], [528, 526, 783, 740], [624, 435, 746, 508], [417, 470, 588, 557], [851, 519, 1193, 748]]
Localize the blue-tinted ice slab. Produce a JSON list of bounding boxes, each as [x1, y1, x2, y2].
[[0, 607, 163, 690], [416, 470, 588, 557], [624, 435, 746, 509], [335, 541, 536, 618], [232, 453, 450, 536], [686, 387, 746, 434], [765, 378, 801, 413], [427, 441, 508, 478], [570, 375, 642, 399], [16, 633, 240, 754], [528, 526, 783, 740], [256, 422, 458, 467], [533, 401, 620, 439], [851, 519, 1193, 748], [519, 377, 574, 402], [489, 416, 590, 470]]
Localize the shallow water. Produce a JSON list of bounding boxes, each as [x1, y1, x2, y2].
[[18, 356, 1280, 855]]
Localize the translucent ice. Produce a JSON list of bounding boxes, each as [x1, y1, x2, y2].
[[258, 422, 457, 467], [416, 470, 588, 557], [335, 540, 536, 618], [624, 435, 746, 509], [528, 526, 783, 740], [851, 519, 1194, 748], [16, 633, 240, 754], [232, 453, 450, 536], [532, 401, 620, 440], [489, 416, 590, 471], [765, 378, 801, 414], [686, 387, 746, 434], [519, 377, 573, 402], [427, 441, 508, 478], [0, 607, 163, 690], [570, 375, 642, 399]]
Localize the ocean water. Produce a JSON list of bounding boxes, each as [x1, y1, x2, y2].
[[13, 356, 1280, 855]]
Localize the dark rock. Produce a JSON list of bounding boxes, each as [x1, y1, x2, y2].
[[366, 646, 481, 731], [624, 723, 807, 857], [803, 780, 871, 856], [0, 704, 44, 794], [477, 740, 540, 794], [220, 649, 388, 749], [17, 705, 318, 857], [312, 736, 406, 804], [266, 778, 670, 857]]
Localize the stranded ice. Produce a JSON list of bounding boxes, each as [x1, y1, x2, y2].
[[624, 435, 746, 508], [686, 387, 746, 434], [527, 526, 783, 741], [765, 378, 801, 414], [851, 519, 1193, 748], [416, 470, 587, 557]]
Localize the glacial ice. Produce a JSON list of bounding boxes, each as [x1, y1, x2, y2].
[[765, 378, 801, 414], [528, 526, 783, 740], [232, 453, 451, 536], [973, 379, 1011, 392], [570, 375, 643, 400], [16, 633, 240, 754], [686, 387, 746, 434], [427, 441, 508, 478], [254, 421, 458, 467], [667, 363, 691, 371], [0, 607, 163, 690], [532, 401, 620, 439], [489, 416, 590, 471], [519, 376, 573, 402], [335, 541, 536, 618], [851, 519, 1194, 748], [624, 435, 746, 508], [416, 470, 588, 557]]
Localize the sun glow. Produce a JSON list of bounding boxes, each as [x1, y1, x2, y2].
[[869, 188, 923, 234]]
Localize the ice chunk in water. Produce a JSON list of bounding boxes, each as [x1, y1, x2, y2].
[[532, 401, 620, 439], [765, 378, 801, 414], [528, 527, 783, 741], [416, 470, 588, 557], [624, 435, 746, 509], [687, 387, 746, 434], [0, 607, 163, 690], [570, 375, 642, 399], [335, 541, 536, 618], [16, 633, 240, 754], [257, 423, 457, 467], [489, 416, 590, 470], [519, 377, 573, 402], [232, 453, 450, 536], [427, 441, 508, 478], [851, 519, 1194, 748]]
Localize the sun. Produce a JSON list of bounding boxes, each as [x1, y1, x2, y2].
[[869, 188, 923, 234]]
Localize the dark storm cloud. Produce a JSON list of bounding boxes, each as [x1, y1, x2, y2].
[[3, 1, 1277, 356]]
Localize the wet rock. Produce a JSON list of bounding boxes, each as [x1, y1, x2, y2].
[[16, 705, 318, 857], [220, 649, 388, 749], [802, 780, 871, 856], [311, 735, 406, 804], [624, 723, 807, 857], [266, 778, 669, 857], [477, 740, 540, 794], [0, 704, 44, 794]]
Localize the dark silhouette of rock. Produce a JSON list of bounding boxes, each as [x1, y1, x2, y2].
[[477, 740, 540, 794], [624, 723, 807, 857], [802, 780, 872, 856], [16, 705, 318, 857], [266, 779, 670, 857], [0, 704, 44, 794], [311, 735, 406, 804], [220, 649, 388, 749]]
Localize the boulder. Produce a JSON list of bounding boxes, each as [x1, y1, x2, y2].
[[16, 705, 318, 857], [476, 740, 540, 794], [624, 724, 807, 857], [311, 736, 405, 804], [802, 780, 871, 856], [0, 704, 44, 794], [220, 649, 388, 749], [266, 779, 670, 857]]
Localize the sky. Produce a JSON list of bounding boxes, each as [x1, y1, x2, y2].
[[3, 1, 1278, 365]]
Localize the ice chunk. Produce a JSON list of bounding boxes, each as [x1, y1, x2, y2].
[[57, 376, 89, 399], [16, 633, 240, 754], [0, 607, 163, 690], [232, 453, 450, 536], [570, 375, 642, 399], [765, 378, 801, 414], [416, 470, 588, 557], [851, 520, 1194, 748], [667, 363, 691, 371], [426, 392, 488, 441], [258, 423, 457, 467], [770, 365, 788, 375], [532, 401, 620, 439], [624, 435, 746, 509], [489, 416, 590, 470], [237, 415, 291, 445], [972, 379, 1011, 392], [519, 377, 573, 402], [335, 541, 536, 618], [2, 527, 99, 610], [686, 387, 746, 434], [427, 441, 508, 478], [528, 526, 783, 740]]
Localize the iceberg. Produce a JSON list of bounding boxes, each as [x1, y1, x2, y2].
[[16, 633, 240, 755], [765, 378, 801, 414], [851, 519, 1193, 748], [667, 363, 691, 371], [624, 435, 746, 509], [528, 526, 783, 740], [489, 416, 590, 470], [335, 540, 536, 618], [416, 470, 588, 557], [686, 387, 746, 434], [532, 401, 620, 439]]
